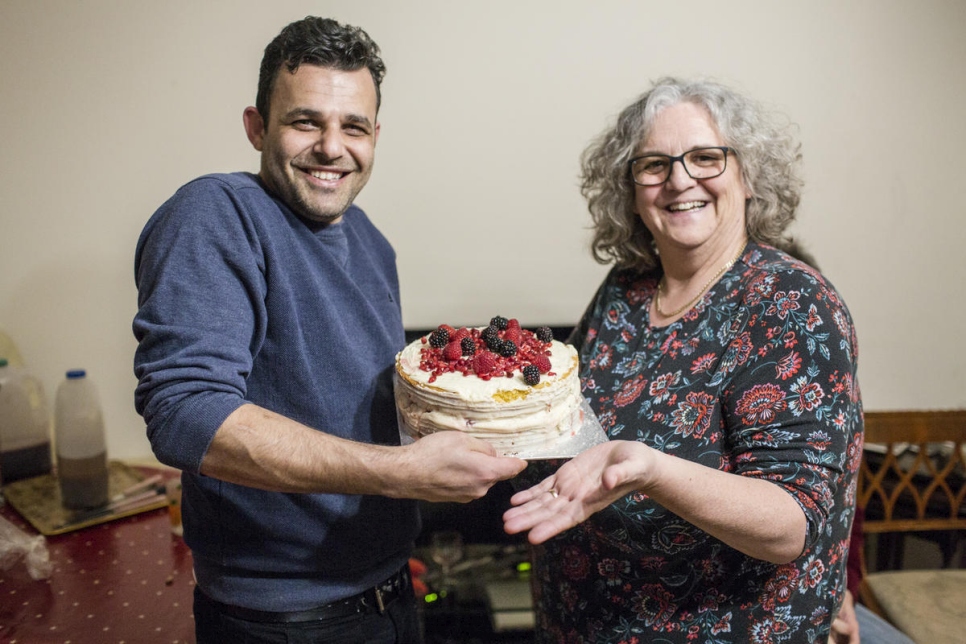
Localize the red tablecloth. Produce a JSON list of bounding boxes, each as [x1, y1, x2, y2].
[[0, 476, 195, 644]]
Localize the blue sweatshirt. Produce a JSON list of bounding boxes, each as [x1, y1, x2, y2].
[[133, 172, 419, 611]]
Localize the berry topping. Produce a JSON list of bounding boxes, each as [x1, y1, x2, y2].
[[498, 340, 518, 357], [490, 315, 509, 330], [428, 329, 449, 348], [535, 326, 554, 343], [442, 341, 463, 361], [531, 355, 552, 374], [417, 319, 559, 381], [522, 364, 541, 386], [473, 351, 498, 375], [484, 333, 504, 352]]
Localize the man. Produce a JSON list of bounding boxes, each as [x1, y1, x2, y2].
[[133, 17, 525, 643]]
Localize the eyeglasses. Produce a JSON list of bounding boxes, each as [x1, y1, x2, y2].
[[628, 146, 736, 186]]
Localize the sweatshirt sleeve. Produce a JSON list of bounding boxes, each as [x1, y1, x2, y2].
[[132, 176, 267, 472]]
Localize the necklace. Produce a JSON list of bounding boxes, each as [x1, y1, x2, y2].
[[654, 245, 745, 318]]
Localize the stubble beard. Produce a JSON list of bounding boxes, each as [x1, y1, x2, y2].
[[288, 181, 352, 224], [263, 159, 367, 224]]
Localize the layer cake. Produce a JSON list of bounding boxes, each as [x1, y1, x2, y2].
[[394, 318, 583, 453]]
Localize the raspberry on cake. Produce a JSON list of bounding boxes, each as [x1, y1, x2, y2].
[[394, 318, 583, 454]]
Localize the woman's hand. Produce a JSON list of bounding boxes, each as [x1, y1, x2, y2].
[[828, 590, 860, 644], [503, 441, 650, 544], [503, 436, 807, 563]]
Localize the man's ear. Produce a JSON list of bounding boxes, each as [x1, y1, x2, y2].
[[243, 106, 266, 151]]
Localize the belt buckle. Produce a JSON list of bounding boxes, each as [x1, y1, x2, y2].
[[364, 567, 405, 614]]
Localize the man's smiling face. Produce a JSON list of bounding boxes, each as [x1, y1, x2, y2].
[[244, 65, 379, 224]]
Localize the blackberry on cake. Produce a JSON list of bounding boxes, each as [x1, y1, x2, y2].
[[522, 365, 541, 386], [535, 326, 554, 343]]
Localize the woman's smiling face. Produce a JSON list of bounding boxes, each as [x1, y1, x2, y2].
[[634, 101, 751, 257]]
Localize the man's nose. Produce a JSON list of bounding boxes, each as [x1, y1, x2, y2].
[[314, 130, 344, 160]]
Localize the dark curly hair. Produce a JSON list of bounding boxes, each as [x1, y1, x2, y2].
[[256, 16, 386, 122]]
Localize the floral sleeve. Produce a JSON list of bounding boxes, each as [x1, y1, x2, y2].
[[721, 260, 862, 551]]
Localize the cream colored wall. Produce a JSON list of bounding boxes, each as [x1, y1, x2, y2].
[[1, 0, 964, 460]]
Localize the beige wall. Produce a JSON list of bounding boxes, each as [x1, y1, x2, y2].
[[1, 0, 964, 460]]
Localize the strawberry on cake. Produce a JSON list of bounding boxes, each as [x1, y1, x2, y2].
[[394, 316, 584, 454]]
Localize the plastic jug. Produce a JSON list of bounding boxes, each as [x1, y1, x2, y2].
[[0, 359, 53, 484], [0, 329, 24, 367], [54, 370, 109, 509]]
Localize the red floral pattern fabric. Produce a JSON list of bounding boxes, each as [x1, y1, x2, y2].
[[530, 243, 862, 643]]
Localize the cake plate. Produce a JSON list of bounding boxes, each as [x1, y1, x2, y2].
[[499, 400, 609, 460], [397, 399, 609, 461]]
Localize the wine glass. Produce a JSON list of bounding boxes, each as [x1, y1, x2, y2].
[[429, 530, 464, 592]]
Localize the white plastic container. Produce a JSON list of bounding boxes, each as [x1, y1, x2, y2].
[[54, 370, 109, 509], [0, 329, 24, 368], [0, 358, 52, 484]]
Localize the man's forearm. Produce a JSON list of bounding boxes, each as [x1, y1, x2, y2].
[[199, 403, 529, 502], [199, 403, 396, 494]]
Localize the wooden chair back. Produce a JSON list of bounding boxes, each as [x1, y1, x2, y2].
[[856, 410, 966, 627], [858, 410, 966, 536]]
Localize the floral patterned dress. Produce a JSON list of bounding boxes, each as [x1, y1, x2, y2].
[[530, 242, 863, 643]]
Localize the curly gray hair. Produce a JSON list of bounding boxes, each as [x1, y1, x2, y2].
[[581, 77, 803, 271]]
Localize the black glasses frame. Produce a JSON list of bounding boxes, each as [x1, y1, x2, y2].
[[627, 146, 736, 186]]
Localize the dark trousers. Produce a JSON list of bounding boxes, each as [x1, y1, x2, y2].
[[194, 585, 424, 644]]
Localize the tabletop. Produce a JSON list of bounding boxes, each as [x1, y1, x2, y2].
[[2, 469, 537, 644], [0, 469, 195, 644]]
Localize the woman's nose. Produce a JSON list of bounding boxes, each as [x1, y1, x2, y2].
[[665, 158, 696, 190]]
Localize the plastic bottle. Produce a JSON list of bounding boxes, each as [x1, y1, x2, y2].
[[0, 329, 24, 368], [54, 370, 109, 509], [0, 358, 53, 484]]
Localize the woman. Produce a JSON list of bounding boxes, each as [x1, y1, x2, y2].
[[504, 78, 863, 643]]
